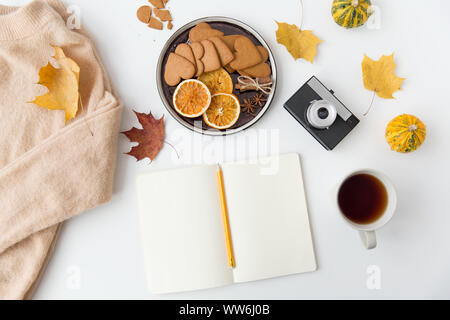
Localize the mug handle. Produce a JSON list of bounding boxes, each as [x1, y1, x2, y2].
[[359, 231, 377, 249]]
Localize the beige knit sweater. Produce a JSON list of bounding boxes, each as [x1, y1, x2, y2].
[[0, 0, 122, 299]]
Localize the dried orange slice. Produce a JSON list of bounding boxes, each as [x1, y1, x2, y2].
[[198, 68, 233, 95], [203, 93, 240, 130], [173, 79, 211, 118]]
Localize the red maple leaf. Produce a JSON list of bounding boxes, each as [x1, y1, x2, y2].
[[122, 110, 165, 162]]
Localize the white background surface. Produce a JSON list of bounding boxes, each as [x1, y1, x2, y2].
[[4, 0, 450, 299]]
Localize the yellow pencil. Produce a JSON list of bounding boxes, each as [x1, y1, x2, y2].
[[217, 165, 235, 268]]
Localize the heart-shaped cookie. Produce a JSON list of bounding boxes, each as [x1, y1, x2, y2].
[[257, 46, 269, 62], [238, 46, 271, 78], [189, 23, 224, 43], [190, 42, 204, 59], [175, 43, 195, 65], [209, 37, 234, 66], [222, 35, 243, 51], [195, 60, 205, 77], [224, 45, 268, 75], [239, 63, 271, 78], [190, 42, 205, 77], [164, 53, 196, 86], [229, 36, 263, 70], [200, 40, 221, 73]]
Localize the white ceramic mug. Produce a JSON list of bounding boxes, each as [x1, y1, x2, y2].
[[336, 170, 397, 250]]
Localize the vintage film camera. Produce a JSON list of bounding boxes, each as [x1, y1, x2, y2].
[[284, 76, 359, 151]]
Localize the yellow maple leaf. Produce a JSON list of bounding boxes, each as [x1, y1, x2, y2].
[[30, 46, 80, 123], [362, 53, 405, 99], [275, 21, 322, 63]]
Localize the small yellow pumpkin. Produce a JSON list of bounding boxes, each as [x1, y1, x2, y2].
[[386, 114, 426, 153], [332, 0, 373, 29]]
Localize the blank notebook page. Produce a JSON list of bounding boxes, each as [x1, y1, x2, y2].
[[222, 154, 317, 283], [137, 165, 233, 294]]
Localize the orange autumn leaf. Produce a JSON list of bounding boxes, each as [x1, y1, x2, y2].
[[30, 46, 80, 123], [122, 111, 165, 162], [275, 21, 322, 63]]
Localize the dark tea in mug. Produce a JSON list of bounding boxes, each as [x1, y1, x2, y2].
[[338, 173, 388, 224]]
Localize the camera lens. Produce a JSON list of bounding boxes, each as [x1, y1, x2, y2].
[[318, 108, 329, 119], [306, 100, 337, 130]]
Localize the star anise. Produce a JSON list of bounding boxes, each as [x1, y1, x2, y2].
[[252, 93, 267, 107], [241, 98, 256, 115]]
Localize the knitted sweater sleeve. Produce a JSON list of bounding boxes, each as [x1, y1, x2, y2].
[[0, 93, 122, 254]]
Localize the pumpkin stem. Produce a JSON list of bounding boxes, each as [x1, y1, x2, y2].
[[352, 0, 359, 7], [409, 124, 418, 131]]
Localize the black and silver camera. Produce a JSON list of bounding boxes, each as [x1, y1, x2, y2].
[[284, 76, 359, 151]]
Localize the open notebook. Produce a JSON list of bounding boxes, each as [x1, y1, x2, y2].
[[137, 153, 317, 294]]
